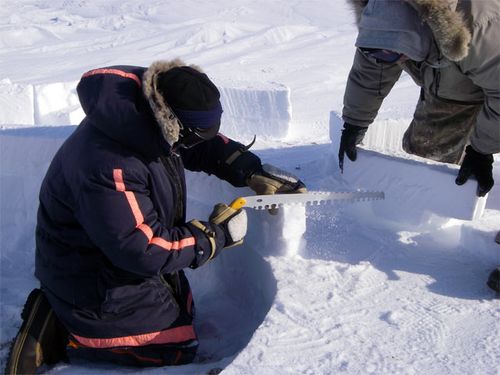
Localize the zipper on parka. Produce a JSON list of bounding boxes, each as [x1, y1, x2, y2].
[[160, 154, 184, 225], [159, 153, 185, 296]]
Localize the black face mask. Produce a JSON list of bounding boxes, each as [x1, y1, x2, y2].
[[173, 121, 221, 151]]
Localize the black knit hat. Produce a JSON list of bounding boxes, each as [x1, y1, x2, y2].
[[157, 67, 223, 129]]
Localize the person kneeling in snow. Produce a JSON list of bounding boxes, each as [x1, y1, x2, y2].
[[5, 59, 306, 373]]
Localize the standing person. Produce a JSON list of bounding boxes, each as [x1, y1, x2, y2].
[[5, 59, 306, 373], [338, 0, 499, 198]]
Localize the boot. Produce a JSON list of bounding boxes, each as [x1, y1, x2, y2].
[[487, 267, 500, 293], [4, 289, 68, 375]]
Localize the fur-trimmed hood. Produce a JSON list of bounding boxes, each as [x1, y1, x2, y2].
[[348, 0, 471, 61], [142, 58, 203, 146]]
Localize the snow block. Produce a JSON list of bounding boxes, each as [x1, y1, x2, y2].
[[0, 79, 34, 125], [361, 118, 410, 157], [329, 110, 413, 158], [329, 111, 486, 221], [218, 82, 291, 140], [1, 78, 292, 143], [0, 80, 84, 127], [34, 81, 84, 125]]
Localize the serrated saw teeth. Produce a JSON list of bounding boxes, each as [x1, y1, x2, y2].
[[230, 190, 385, 210]]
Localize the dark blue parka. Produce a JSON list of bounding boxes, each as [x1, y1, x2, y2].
[[35, 62, 261, 349]]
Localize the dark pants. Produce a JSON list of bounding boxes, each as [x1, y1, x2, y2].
[[55, 270, 198, 368]]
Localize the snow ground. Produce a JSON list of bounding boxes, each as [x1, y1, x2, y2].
[[1, 1, 499, 374]]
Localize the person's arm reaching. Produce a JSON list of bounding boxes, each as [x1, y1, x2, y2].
[[340, 48, 403, 170]]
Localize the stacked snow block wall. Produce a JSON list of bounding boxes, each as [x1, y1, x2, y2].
[[0, 79, 83, 126], [0, 79, 291, 141], [0, 79, 36, 125]]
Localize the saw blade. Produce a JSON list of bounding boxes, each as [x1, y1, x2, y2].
[[232, 191, 385, 210]]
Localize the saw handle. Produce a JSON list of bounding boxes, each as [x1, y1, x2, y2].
[[229, 197, 247, 210]]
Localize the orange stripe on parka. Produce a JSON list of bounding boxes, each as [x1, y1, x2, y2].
[[72, 325, 196, 348], [82, 68, 142, 86], [112, 169, 195, 251]]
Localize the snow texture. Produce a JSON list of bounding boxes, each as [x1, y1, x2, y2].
[[1, 1, 499, 374]]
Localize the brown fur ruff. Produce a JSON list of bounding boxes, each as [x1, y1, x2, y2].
[[142, 59, 203, 146], [347, 0, 471, 61]]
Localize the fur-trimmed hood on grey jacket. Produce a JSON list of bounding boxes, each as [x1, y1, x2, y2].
[[349, 0, 471, 61], [343, 0, 500, 156]]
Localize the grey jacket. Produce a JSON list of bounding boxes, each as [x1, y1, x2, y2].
[[343, 0, 500, 155]]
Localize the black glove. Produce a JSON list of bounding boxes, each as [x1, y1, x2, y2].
[[338, 123, 368, 173], [455, 145, 494, 197], [209, 203, 247, 248]]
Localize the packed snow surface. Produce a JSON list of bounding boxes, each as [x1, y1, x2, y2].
[[1, 1, 499, 374]]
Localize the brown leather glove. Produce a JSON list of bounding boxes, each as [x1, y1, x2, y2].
[[247, 163, 307, 214]]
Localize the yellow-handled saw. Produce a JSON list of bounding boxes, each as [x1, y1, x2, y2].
[[229, 190, 385, 210]]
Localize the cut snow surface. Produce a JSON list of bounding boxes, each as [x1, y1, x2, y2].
[[329, 112, 487, 221], [219, 82, 291, 140], [1, 1, 499, 375]]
